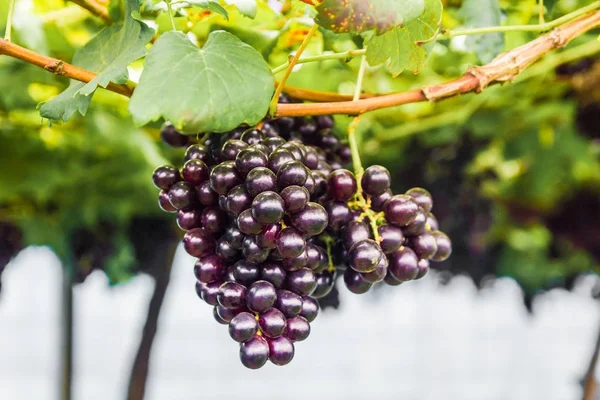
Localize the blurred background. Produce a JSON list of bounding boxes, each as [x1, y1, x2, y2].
[[1, 0, 600, 399]]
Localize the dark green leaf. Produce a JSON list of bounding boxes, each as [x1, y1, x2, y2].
[[461, 0, 504, 64]]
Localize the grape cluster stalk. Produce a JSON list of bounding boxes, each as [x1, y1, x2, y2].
[[152, 97, 452, 368]]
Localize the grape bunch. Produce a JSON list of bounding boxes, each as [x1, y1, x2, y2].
[[151, 108, 451, 368]]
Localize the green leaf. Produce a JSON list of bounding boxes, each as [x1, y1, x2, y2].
[[315, 0, 425, 35], [365, 0, 442, 76], [184, 0, 229, 20], [129, 30, 275, 134], [39, 0, 154, 122], [226, 0, 257, 18], [461, 0, 504, 63]]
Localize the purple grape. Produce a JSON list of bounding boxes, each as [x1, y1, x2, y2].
[[325, 201, 351, 232], [403, 207, 427, 236], [384, 271, 403, 286], [305, 243, 327, 272], [161, 124, 189, 147], [268, 336, 295, 366], [263, 136, 286, 152], [200, 206, 226, 233], [247, 280, 277, 313], [279, 142, 306, 162], [285, 316, 310, 342], [300, 296, 319, 322], [371, 189, 392, 212], [348, 239, 384, 273], [197, 181, 218, 206], [176, 208, 202, 231], [221, 139, 248, 161], [226, 185, 252, 216], [343, 268, 373, 294], [315, 115, 334, 130], [242, 235, 270, 264], [290, 202, 328, 236], [276, 290, 303, 317], [384, 195, 419, 227], [431, 230, 452, 261], [152, 165, 181, 190], [286, 268, 317, 296], [216, 238, 239, 262], [168, 181, 197, 210], [388, 246, 419, 281], [377, 224, 404, 254], [282, 249, 309, 272], [311, 270, 335, 298], [311, 171, 328, 198], [194, 255, 226, 283], [406, 187, 433, 213], [327, 169, 357, 201], [252, 192, 285, 224], [303, 147, 319, 169], [259, 308, 286, 338], [158, 191, 177, 213], [407, 231, 438, 260], [198, 281, 222, 305], [182, 159, 209, 185], [229, 312, 258, 342], [260, 262, 286, 289], [235, 147, 268, 176], [426, 212, 439, 231], [277, 160, 309, 190], [217, 282, 247, 309], [213, 306, 228, 325], [342, 221, 371, 250], [276, 228, 306, 258], [210, 161, 241, 195], [361, 165, 391, 196], [225, 226, 245, 249], [237, 209, 264, 235], [281, 185, 309, 214], [361, 256, 388, 283], [246, 167, 277, 197], [184, 144, 211, 164], [240, 336, 269, 369], [241, 128, 265, 144], [217, 304, 245, 324], [415, 259, 430, 280], [233, 260, 260, 285], [268, 149, 296, 174], [183, 228, 215, 257], [256, 224, 281, 249]]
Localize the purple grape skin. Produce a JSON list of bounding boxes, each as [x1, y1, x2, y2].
[[268, 149, 296, 174], [260, 262, 287, 289], [361, 165, 391, 196], [232, 260, 260, 285], [235, 147, 268, 177], [303, 147, 319, 170], [158, 191, 177, 213], [276, 290, 303, 317], [240, 336, 269, 369], [210, 161, 241, 195], [245, 167, 277, 197], [343, 268, 373, 294], [200, 206, 226, 233], [426, 213, 439, 231], [237, 209, 264, 235], [342, 221, 371, 250], [370, 189, 392, 212], [259, 308, 287, 338], [279, 142, 306, 162], [327, 169, 357, 201], [217, 282, 247, 309], [213, 306, 229, 325], [225, 226, 245, 250], [286, 268, 317, 296], [241, 235, 271, 265], [276, 160, 309, 190], [256, 224, 281, 249], [281, 185, 310, 214], [315, 115, 334, 130], [305, 243, 327, 272], [229, 312, 259, 343], [324, 201, 352, 232], [407, 231, 438, 260], [431, 230, 452, 261], [152, 165, 181, 190], [403, 207, 428, 236], [176, 208, 202, 231], [220, 139, 248, 161], [361, 256, 388, 283], [285, 316, 310, 342], [225, 266, 236, 282], [276, 228, 306, 258], [198, 281, 222, 305], [311, 171, 329, 198], [183, 228, 215, 257], [388, 246, 419, 281], [226, 185, 252, 216], [282, 249, 309, 272], [377, 224, 404, 254], [384, 271, 403, 286], [348, 239, 384, 273], [216, 238, 239, 262], [311, 270, 335, 298], [300, 296, 319, 322], [415, 259, 430, 280], [246, 280, 278, 313], [197, 181, 218, 206], [168, 181, 197, 210], [241, 128, 265, 145], [406, 187, 433, 213], [290, 202, 328, 236], [182, 159, 210, 185], [194, 255, 226, 283], [268, 336, 295, 366], [161, 124, 190, 147], [252, 191, 285, 224], [184, 144, 211, 164], [384, 195, 420, 227]]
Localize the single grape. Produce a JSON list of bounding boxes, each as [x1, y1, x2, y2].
[[348, 239, 384, 273], [282, 249, 309, 272], [197, 280, 222, 305], [431, 230, 452, 261], [245, 167, 277, 197], [152, 165, 181, 190], [300, 296, 319, 322], [327, 169, 357, 201], [311, 270, 335, 298], [290, 202, 328, 236], [260, 262, 287, 289], [361, 165, 391, 196], [183, 228, 215, 257], [403, 207, 427, 236], [249, 143, 270, 156], [184, 144, 211, 164], [383, 271, 403, 286], [215, 304, 243, 324], [259, 308, 286, 338], [426, 212, 439, 231], [388, 246, 419, 281], [182, 159, 210, 185], [343, 268, 373, 294], [342, 221, 371, 250], [280, 186, 309, 214], [225, 266, 236, 282], [279, 142, 305, 162], [406, 187, 433, 213], [268, 149, 296, 174], [226, 185, 252, 216], [256, 224, 281, 249], [210, 161, 241, 195], [415, 259, 430, 280], [235, 148, 268, 177], [384, 195, 420, 227], [213, 306, 228, 325], [221, 139, 248, 161], [194, 255, 226, 283], [276, 290, 303, 317], [286, 268, 317, 296], [277, 161, 309, 190], [303, 147, 319, 169], [371, 189, 392, 212], [252, 192, 285, 224], [225, 226, 245, 250], [241, 128, 266, 145], [242, 235, 271, 265], [197, 181, 218, 206], [305, 243, 328, 272], [229, 312, 258, 343], [233, 260, 260, 285], [303, 173, 315, 195], [240, 336, 269, 369], [276, 228, 306, 258], [247, 280, 278, 313], [315, 115, 334, 130], [161, 124, 189, 147], [377, 225, 404, 254], [263, 136, 286, 152], [361, 256, 388, 283], [200, 206, 226, 233], [407, 231, 438, 260], [216, 238, 239, 262], [176, 208, 202, 231], [311, 171, 329, 198], [217, 282, 247, 309], [237, 209, 264, 235], [268, 336, 295, 366], [158, 191, 177, 213], [324, 201, 351, 232], [168, 182, 197, 210], [285, 316, 310, 342]]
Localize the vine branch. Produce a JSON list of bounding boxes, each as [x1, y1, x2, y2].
[[69, 0, 111, 23]]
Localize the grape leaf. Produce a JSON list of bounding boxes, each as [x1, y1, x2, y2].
[[365, 0, 442, 76], [129, 30, 275, 134], [38, 0, 154, 122], [226, 0, 257, 18], [315, 0, 425, 35], [461, 0, 504, 63], [183, 1, 229, 19]]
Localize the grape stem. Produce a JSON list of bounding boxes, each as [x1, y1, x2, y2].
[[3, 0, 15, 41], [271, 49, 366, 74], [269, 23, 319, 115], [68, 0, 111, 23]]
